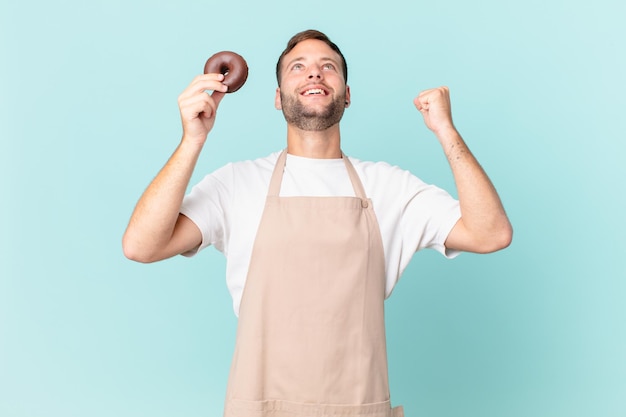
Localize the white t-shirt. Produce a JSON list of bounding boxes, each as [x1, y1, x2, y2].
[[181, 151, 461, 316]]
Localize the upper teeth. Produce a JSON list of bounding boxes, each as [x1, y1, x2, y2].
[[304, 89, 325, 95]]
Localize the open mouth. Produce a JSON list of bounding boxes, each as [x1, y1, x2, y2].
[[301, 87, 329, 96]]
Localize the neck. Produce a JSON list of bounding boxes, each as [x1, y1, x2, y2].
[[286, 123, 342, 159]]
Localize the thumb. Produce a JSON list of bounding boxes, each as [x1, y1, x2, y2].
[[413, 97, 428, 117], [413, 96, 428, 113], [211, 90, 227, 108]]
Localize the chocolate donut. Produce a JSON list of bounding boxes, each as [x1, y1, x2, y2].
[[203, 51, 248, 93]]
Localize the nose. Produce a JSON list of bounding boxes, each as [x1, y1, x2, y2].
[[307, 65, 322, 79]]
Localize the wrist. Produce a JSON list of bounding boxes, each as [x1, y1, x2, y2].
[[433, 125, 460, 143], [179, 135, 206, 155]]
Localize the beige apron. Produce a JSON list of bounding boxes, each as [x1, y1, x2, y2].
[[224, 150, 404, 417]]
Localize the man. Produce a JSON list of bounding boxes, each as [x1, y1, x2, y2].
[[123, 30, 512, 417]]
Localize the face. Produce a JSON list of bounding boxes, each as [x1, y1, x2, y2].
[[275, 39, 351, 131]]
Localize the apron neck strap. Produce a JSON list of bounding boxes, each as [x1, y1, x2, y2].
[[267, 150, 288, 197], [341, 151, 368, 200]]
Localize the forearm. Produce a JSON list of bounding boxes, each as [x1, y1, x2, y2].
[[122, 139, 203, 261], [122, 74, 228, 261], [437, 128, 512, 251], [414, 86, 512, 252]]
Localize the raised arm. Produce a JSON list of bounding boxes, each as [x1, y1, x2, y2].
[[122, 74, 228, 263], [414, 87, 513, 253]]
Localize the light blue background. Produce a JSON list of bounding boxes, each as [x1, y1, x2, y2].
[[1, 0, 625, 416]]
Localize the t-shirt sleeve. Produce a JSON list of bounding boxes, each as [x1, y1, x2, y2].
[[179, 164, 233, 257], [400, 182, 461, 258], [359, 160, 462, 294]]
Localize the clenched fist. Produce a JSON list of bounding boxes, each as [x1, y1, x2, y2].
[[414, 87, 456, 136]]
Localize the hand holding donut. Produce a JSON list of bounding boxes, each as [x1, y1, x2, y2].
[[177, 73, 228, 145], [414, 87, 456, 136], [177, 51, 248, 145]]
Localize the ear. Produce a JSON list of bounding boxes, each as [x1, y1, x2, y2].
[[345, 85, 351, 108], [275, 87, 282, 110]]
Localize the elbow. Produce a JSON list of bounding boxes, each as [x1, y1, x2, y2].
[[482, 222, 513, 253], [447, 217, 513, 254], [123, 248, 151, 264], [122, 234, 158, 264], [462, 221, 513, 254], [495, 224, 513, 251]]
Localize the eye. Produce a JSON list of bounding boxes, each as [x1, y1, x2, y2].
[[322, 63, 336, 70], [292, 63, 304, 71]]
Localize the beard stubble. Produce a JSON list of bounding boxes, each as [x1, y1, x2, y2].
[[280, 91, 346, 132]]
